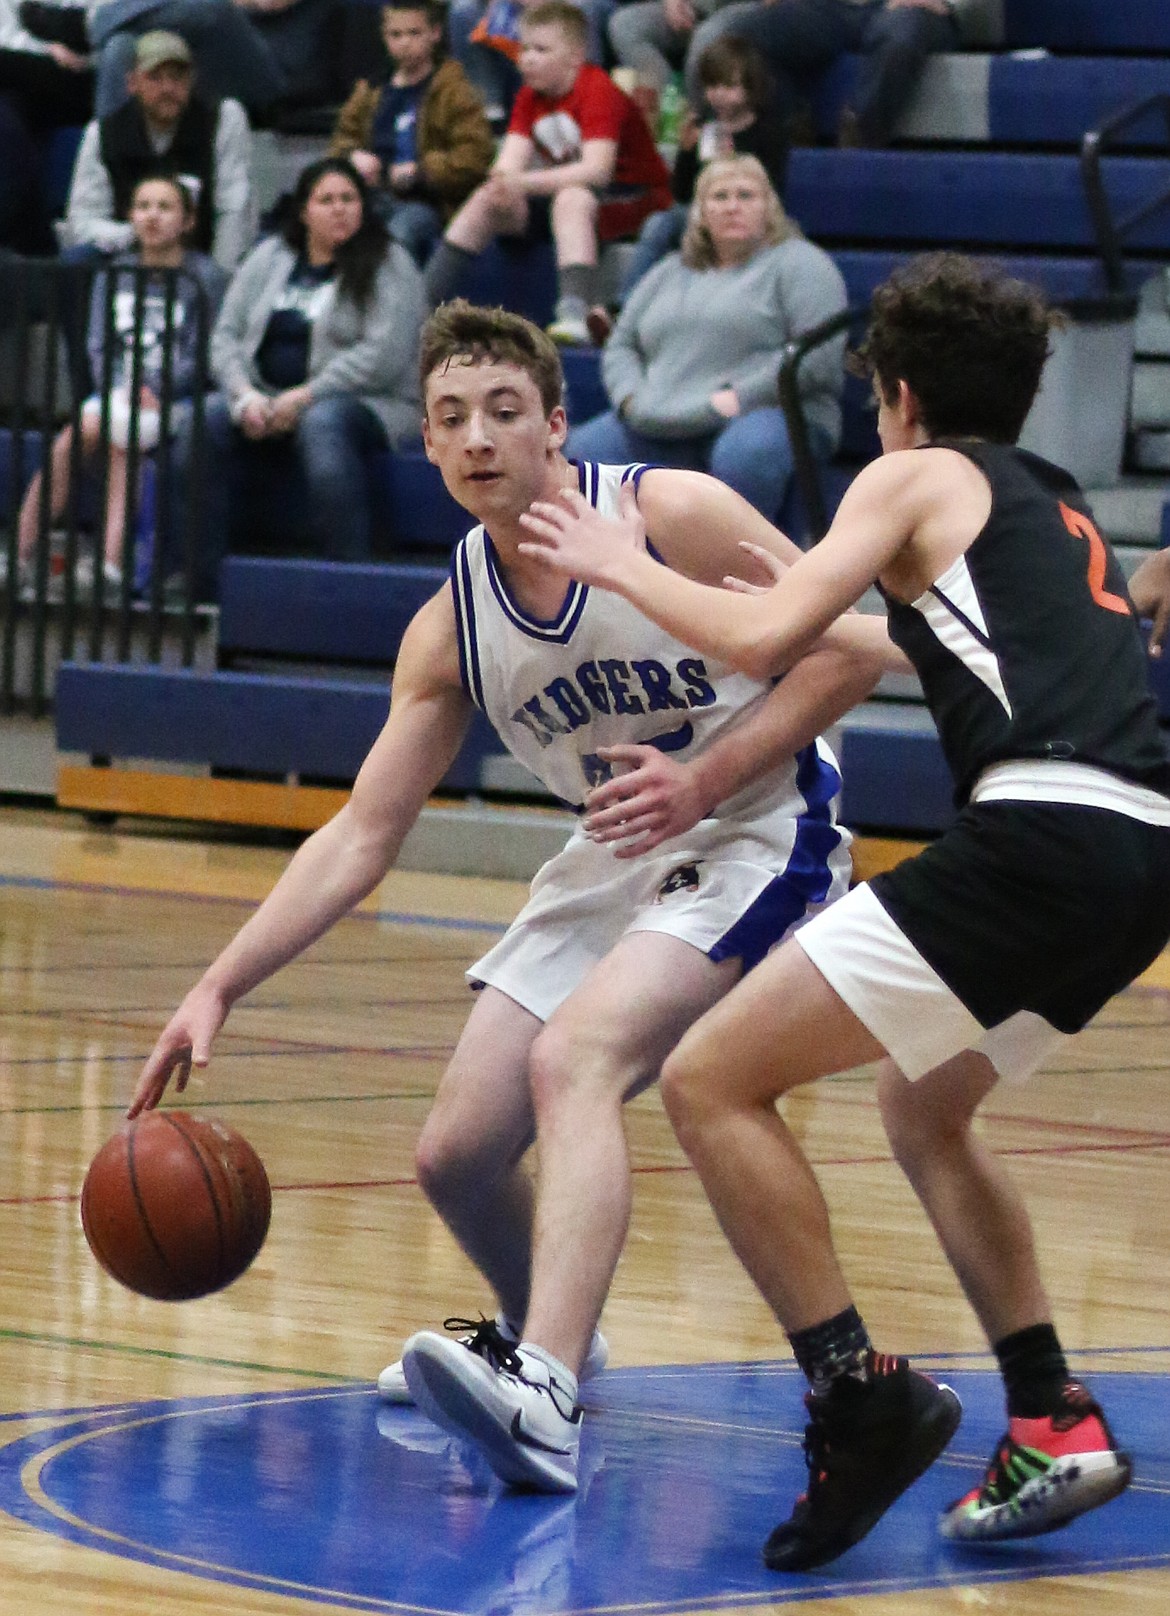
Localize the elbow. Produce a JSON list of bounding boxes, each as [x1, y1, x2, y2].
[[734, 635, 787, 683]]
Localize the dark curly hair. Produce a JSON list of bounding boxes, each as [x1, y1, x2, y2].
[[419, 299, 565, 414], [854, 252, 1055, 443], [282, 157, 390, 310]]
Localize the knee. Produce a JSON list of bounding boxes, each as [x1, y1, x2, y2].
[[876, 1063, 962, 1169], [415, 1106, 484, 1208], [527, 1017, 628, 1121], [659, 1030, 713, 1150], [527, 1020, 585, 1118], [298, 394, 359, 446], [551, 185, 597, 228]]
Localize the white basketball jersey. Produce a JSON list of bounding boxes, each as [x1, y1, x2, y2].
[[449, 461, 845, 852]]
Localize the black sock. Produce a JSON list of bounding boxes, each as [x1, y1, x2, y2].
[[788, 1306, 872, 1398], [424, 240, 474, 309], [995, 1322, 1071, 1418]]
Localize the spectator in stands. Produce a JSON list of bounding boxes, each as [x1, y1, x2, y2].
[[608, 0, 752, 106], [180, 156, 425, 595], [426, 0, 671, 345], [449, 0, 614, 127], [589, 34, 784, 338], [711, 0, 1002, 149], [0, 0, 94, 126], [65, 29, 253, 271], [329, 0, 494, 267], [0, 0, 95, 250], [567, 154, 845, 517], [88, 0, 341, 121], [15, 172, 226, 593]]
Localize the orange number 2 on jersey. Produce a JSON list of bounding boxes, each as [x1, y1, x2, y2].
[[1059, 502, 1131, 616]]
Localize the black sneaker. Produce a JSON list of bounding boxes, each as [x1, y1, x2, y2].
[[764, 1351, 962, 1571]]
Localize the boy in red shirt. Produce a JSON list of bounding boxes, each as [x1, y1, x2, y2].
[[424, 0, 670, 343]]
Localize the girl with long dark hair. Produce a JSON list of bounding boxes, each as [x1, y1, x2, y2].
[[177, 156, 426, 596]]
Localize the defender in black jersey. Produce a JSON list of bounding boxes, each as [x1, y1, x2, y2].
[[519, 253, 1168, 1567]]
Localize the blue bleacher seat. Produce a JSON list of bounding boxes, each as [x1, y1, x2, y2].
[[373, 447, 469, 553], [1003, 0, 1170, 53], [987, 57, 1170, 148], [55, 661, 508, 792], [786, 149, 1170, 255], [218, 557, 447, 662], [460, 240, 559, 328]]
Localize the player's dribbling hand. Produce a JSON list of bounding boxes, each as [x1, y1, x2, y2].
[[519, 480, 646, 587], [584, 744, 711, 857], [128, 983, 228, 1118]]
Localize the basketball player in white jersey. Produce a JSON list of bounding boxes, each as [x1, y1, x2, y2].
[[130, 299, 902, 1496], [518, 253, 1170, 1569]]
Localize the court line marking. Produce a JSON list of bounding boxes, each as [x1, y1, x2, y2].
[[7, 1377, 1169, 1616], [0, 871, 509, 935], [0, 1325, 364, 1382]]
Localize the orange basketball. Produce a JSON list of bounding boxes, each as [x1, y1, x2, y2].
[[80, 1111, 271, 1301]]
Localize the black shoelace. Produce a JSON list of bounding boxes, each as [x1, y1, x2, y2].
[[442, 1314, 524, 1375]]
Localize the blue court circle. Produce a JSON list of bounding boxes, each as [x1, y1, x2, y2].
[[0, 1364, 1167, 1611]]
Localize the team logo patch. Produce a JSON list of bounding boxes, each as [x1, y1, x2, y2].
[[657, 861, 703, 901]]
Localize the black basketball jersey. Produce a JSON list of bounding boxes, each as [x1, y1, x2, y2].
[[878, 440, 1170, 807]]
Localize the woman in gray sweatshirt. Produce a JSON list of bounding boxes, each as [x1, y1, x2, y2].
[[567, 153, 846, 520], [176, 156, 426, 595]]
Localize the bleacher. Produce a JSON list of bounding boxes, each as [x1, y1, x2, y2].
[[33, 0, 1170, 852]]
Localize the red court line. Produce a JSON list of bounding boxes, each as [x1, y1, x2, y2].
[[8, 1134, 1170, 1209], [814, 1085, 1170, 1148]]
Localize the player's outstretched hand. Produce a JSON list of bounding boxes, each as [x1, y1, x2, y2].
[[519, 480, 646, 588], [584, 743, 712, 858], [128, 983, 229, 1118], [1127, 547, 1170, 658], [723, 539, 789, 596]]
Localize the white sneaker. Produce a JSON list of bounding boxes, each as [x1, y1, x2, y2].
[[377, 1313, 608, 1404], [546, 312, 591, 346], [403, 1332, 582, 1492]]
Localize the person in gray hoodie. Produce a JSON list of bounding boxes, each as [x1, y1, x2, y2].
[[175, 156, 425, 595], [567, 152, 845, 520]]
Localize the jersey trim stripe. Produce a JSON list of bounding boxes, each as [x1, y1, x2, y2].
[[709, 741, 844, 972], [914, 556, 1012, 717], [450, 538, 486, 709], [483, 536, 589, 642]]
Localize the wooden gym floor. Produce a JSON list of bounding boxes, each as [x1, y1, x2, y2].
[[0, 805, 1167, 1615]]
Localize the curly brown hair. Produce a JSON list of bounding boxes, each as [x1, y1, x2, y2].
[[854, 252, 1054, 443], [419, 300, 565, 414]]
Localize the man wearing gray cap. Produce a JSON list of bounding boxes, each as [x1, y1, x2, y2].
[[65, 27, 253, 269]]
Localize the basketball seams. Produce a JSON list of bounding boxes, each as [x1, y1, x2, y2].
[[80, 1113, 271, 1302], [157, 1113, 229, 1288]]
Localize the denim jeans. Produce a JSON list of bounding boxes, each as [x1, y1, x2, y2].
[[737, 0, 958, 145], [172, 390, 389, 597], [566, 404, 830, 520], [92, 0, 289, 116]]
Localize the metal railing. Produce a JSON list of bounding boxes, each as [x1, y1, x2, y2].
[[1081, 93, 1170, 295], [0, 254, 212, 715], [778, 304, 869, 545]]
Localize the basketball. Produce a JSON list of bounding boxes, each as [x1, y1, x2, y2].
[[80, 1111, 272, 1301]]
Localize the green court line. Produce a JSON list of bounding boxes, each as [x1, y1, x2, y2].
[[0, 1326, 365, 1384], [0, 1091, 438, 1118]]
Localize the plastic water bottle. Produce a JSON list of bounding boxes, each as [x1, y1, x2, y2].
[[657, 75, 685, 149]]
